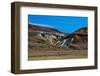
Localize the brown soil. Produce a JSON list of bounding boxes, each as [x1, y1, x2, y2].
[[28, 30, 88, 61]]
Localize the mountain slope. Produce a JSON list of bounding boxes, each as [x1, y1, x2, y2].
[[28, 24, 62, 33]]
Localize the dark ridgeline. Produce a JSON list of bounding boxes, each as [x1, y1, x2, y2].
[[28, 24, 62, 33]]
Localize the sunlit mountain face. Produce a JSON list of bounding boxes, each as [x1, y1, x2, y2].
[[28, 15, 88, 33]]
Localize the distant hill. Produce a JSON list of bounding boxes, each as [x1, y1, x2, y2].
[[64, 27, 87, 38], [61, 27, 88, 49], [75, 27, 87, 34], [28, 24, 62, 33]]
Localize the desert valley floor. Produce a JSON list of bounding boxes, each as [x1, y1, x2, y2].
[[28, 49, 87, 60]]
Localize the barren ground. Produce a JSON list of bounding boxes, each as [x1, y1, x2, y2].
[[28, 32, 87, 61]]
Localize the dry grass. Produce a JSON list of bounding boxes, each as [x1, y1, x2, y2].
[[28, 50, 87, 61], [28, 30, 88, 61]]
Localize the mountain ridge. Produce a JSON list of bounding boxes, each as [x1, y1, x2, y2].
[[28, 24, 62, 33]]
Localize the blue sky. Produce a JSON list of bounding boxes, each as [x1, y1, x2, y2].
[[28, 15, 88, 33]]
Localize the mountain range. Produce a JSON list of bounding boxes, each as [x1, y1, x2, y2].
[[28, 24, 62, 33], [29, 24, 87, 34], [28, 23, 87, 50]]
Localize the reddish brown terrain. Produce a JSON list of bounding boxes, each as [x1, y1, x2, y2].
[[28, 24, 88, 60]]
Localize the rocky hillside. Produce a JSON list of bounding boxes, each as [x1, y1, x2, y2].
[[28, 24, 88, 50], [63, 27, 88, 49]]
